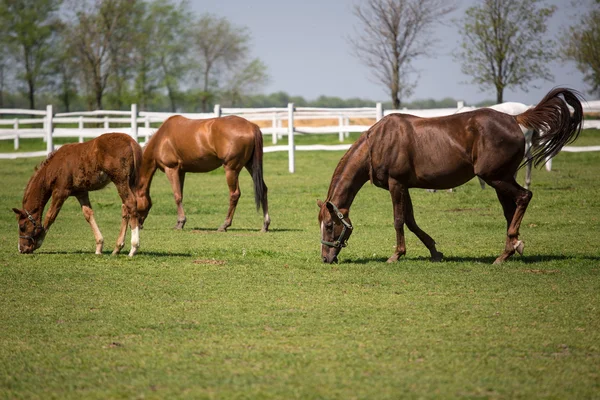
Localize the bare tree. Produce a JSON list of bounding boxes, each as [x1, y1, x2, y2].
[[349, 0, 456, 109], [456, 0, 556, 104], [561, 0, 600, 96]]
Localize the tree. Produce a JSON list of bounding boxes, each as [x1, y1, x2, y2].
[[192, 14, 268, 111], [144, 0, 193, 112], [66, 0, 137, 109], [0, 0, 63, 109], [561, 0, 600, 96], [349, 0, 456, 109], [456, 0, 556, 104]]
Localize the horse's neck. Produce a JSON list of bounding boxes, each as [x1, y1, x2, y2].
[[23, 166, 51, 220], [138, 145, 158, 194], [327, 138, 370, 210]]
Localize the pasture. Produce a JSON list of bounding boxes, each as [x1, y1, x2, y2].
[[0, 131, 599, 399]]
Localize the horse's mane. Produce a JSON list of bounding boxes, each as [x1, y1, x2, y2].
[[23, 150, 58, 201], [326, 133, 369, 200]]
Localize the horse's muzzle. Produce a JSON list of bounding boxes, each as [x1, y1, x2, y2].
[[322, 255, 338, 264]]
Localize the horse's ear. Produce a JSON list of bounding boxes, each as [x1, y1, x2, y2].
[[12, 208, 24, 218], [325, 201, 335, 213], [316, 199, 324, 208]]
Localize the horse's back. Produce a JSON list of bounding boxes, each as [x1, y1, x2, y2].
[[149, 115, 259, 171], [367, 111, 525, 188]]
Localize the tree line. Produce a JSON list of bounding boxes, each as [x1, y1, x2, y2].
[[0, 0, 270, 112], [350, 0, 600, 106], [2, 0, 598, 113]]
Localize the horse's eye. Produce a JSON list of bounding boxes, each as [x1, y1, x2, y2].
[[325, 222, 333, 230], [19, 226, 25, 232]]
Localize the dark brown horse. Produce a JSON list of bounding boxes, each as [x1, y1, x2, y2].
[[137, 115, 270, 232], [13, 133, 143, 256], [318, 88, 583, 264]]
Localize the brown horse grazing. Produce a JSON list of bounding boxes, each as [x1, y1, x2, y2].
[[12, 133, 143, 257], [136, 115, 270, 232], [318, 88, 583, 264]]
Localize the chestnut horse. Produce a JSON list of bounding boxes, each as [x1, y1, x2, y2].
[[318, 88, 583, 264], [137, 115, 270, 232], [12, 133, 143, 256]]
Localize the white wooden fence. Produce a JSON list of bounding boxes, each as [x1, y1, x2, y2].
[[1, 101, 599, 173]]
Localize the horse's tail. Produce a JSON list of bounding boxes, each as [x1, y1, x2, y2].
[[515, 87, 584, 168], [250, 125, 265, 212], [129, 138, 143, 190]]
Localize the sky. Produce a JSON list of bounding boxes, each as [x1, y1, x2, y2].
[[188, 0, 590, 106]]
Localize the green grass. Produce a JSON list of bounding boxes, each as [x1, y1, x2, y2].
[[0, 136, 599, 398]]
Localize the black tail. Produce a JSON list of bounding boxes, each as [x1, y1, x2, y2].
[[251, 126, 265, 211], [516, 87, 584, 168]]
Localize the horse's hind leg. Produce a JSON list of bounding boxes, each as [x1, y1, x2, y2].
[[404, 189, 443, 261], [77, 193, 104, 254], [165, 167, 187, 230], [387, 180, 407, 262], [488, 179, 532, 264], [218, 166, 241, 232]]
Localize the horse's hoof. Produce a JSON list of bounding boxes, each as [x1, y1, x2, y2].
[[431, 252, 444, 262], [260, 228, 268, 233], [514, 240, 524, 256], [217, 226, 227, 232]]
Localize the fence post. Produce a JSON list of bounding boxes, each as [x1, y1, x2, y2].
[[288, 102, 295, 173], [103, 116, 109, 130], [214, 104, 222, 118], [272, 115, 278, 144], [144, 115, 150, 144], [46, 104, 53, 154], [344, 116, 350, 138], [13, 119, 19, 150], [338, 116, 344, 142], [78, 116, 84, 143], [131, 104, 138, 141], [376, 102, 383, 121]]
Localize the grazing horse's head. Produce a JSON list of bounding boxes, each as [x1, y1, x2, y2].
[[317, 200, 353, 264], [12, 208, 45, 254], [136, 192, 152, 229]]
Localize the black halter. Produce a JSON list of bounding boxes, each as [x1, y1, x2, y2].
[[321, 202, 353, 249], [19, 209, 42, 245]]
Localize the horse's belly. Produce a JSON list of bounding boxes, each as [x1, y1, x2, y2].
[[73, 171, 111, 191], [182, 156, 222, 172], [411, 164, 474, 189]]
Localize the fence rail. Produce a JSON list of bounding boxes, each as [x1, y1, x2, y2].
[[1, 101, 600, 172]]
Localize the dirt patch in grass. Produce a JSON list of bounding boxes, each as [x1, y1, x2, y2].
[[193, 259, 226, 265], [521, 269, 561, 274]]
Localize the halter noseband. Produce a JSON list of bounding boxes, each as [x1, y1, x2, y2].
[[321, 202, 353, 249], [19, 209, 42, 244]]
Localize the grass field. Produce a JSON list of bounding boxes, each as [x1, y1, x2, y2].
[[1, 130, 599, 399]]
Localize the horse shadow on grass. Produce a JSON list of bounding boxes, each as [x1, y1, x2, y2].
[[189, 227, 302, 233], [37, 250, 191, 257], [344, 254, 600, 265]]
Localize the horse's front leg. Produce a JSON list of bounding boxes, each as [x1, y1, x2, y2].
[[387, 180, 407, 262], [165, 167, 187, 229], [39, 191, 68, 250], [218, 167, 241, 232], [76, 193, 104, 254], [113, 184, 140, 257]]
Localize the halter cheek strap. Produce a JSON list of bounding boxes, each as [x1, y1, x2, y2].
[[19, 209, 43, 244], [321, 202, 353, 249]]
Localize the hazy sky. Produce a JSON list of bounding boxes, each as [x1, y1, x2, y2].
[[189, 0, 589, 105]]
